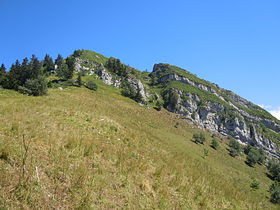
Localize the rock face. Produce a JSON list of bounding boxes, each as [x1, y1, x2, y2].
[[71, 50, 280, 156], [126, 78, 149, 102], [73, 55, 150, 102], [96, 69, 121, 87], [152, 63, 280, 156]]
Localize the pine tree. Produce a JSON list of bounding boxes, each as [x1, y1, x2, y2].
[[0, 63, 7, 87], [7, 60, 22, 89], [57, 63, 72, 80], [43, 54, 55, 74], [65, 57, 75, 79], [20, 58, 30, 85], [55, 54, 64, 67], [0, 63, 6, 78], [29, 54, 43, 79]]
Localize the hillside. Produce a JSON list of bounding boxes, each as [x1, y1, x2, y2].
[[1, 49, 280, 209], [72, 50, 280, 156], [0, 85, 277, 209]]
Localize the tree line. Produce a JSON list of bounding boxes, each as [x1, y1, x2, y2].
[[0, 54, 76, 96]]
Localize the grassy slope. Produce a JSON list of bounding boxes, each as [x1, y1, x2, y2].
[[0, 83, 277, 209]]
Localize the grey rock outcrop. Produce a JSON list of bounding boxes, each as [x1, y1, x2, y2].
[[126, 78, 149, 102], [73, 57, 150, 102], [154, 63, 280, 156], [71, 53, 280, 156]]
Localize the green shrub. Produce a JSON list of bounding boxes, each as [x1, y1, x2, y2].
[[57, 63, 73, 80], [229, 139, 241, 157], [257, 148, 266, 164], [154, 100, 163, 111], [85, 81, 98, 91], [18, 75, 48, 96], [250, 178, 260, 190], [244, 144, 253, 155], [121, 81, 144, 103], [211, 138, 219, 150], [267, 160, 280, 181], [77, 74, 83, 87], [193, 133, 206, 144], [244, 145, 266, 167], [169, 90, 179, 110], [105, 57, 128, 77], [246, 149, 260, 167], [269, 181, 280, 204]]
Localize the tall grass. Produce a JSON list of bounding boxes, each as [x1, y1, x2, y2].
[[0, 85, 276, 209]]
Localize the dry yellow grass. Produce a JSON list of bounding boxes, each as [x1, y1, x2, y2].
[[0, 85, 277, 209]]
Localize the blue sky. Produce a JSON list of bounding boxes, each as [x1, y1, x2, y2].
[[1, 0, 279, 118]]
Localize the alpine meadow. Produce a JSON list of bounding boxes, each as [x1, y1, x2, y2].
[[0, 49, 280, 209]]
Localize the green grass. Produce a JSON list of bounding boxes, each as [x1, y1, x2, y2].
[[0, 85, 277, 209], [74, 51, 279, 125], [154, 63, 218, 90], [78, 50, 108, 64], [76, 50, 148, 83]]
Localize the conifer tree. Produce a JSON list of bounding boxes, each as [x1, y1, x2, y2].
[[0, 63, 7, 87], [0, 63, 5, 77], [57, 62, 72, 80], [43, 54, 55, 74], [55, 54, 64, 67], [8, 60, 22, 89], [29, 54, 42, 79]]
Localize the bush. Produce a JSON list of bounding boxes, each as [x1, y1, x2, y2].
[[62, 78, 83, 87], [193, 133, 206, 144], [77, 74, 83, 87], [57, 63, 73, 80], [73, 49, 83, 57], [121, 81, 144, 103], [250, 178, 260, 190], [154, 100, 163, 111], [169, 90, 179, 110], [246, 149, 260, 167], [246, 147, 267, 167], [229, 139, 241, 157], [18, 76, 48, 96], [244, 144, 253, 155], [267, 160, 280, 181], [211, 138, 219, 150], [105, 57, 128, 77], [270, 181, 280, 204], [85, 81, 98, 91], [257, 148, 266, 164]]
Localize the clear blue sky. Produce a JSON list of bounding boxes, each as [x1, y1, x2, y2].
[[1, 0, 280, 116]]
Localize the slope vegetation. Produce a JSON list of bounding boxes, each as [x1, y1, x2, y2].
[[0, 83, 277, 209]]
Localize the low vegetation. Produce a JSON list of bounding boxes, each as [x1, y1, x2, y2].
[[211, 138, 219, 150], [0, 49, 279, 208], [229, 139, 242, 157], [193, 133, 206, 144], [0, 86, 277, 209]]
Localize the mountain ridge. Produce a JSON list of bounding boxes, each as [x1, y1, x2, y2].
[[1, 49, 280, 208], [70, 49, 280, 156]]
